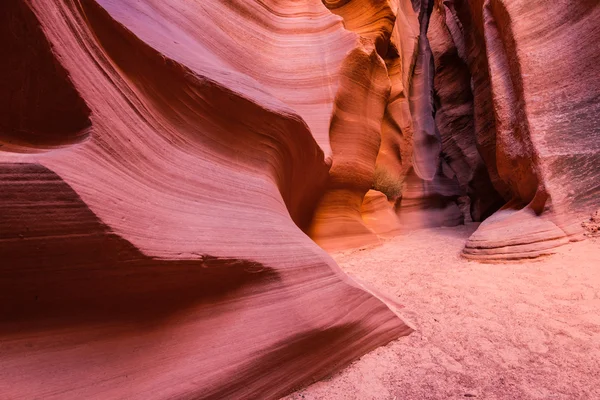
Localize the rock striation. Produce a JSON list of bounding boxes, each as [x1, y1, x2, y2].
[[311, 0, 599, 257], [455, 0, 600, 259], [0, 0, 411, 398], [1, 0, 599, 398]]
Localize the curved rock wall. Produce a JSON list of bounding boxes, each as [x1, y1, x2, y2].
[[1, 0, 598, 397], [309, 43, 391, 250], [0, 0, 91, 150], [0, 0, 411, 398], [456, 0, 600, 259], [313, 0, 599, 257]]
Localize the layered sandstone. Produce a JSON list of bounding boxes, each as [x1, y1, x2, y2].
[[1, 0, 599, 398], [313, 0, 599, 258], [0, 1, 411, 398], [455, 0, 600, 259]]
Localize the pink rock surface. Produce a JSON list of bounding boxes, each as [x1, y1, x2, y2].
[[0, 1, 411, 398], [1, 0, 599, 397], [455, 0, 600, 259]]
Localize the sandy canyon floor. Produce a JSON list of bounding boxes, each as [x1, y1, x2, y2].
[[284, 224, 600, 400]]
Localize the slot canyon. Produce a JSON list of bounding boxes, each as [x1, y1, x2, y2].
[[1, 0, 599, 399]]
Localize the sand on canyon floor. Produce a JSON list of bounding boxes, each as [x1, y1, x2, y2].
[[284, 223, 600, 400]]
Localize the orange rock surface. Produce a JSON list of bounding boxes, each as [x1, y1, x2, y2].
[[1, 0, 599, 398]]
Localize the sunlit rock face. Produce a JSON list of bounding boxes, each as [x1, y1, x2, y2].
[[0, 0, 598, 398], [313, 0, 599, 257], [0, 1, 411, 398]]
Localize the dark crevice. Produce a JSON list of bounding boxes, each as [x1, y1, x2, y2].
[[0, 163, 280, 334], [0, 0, 91, 152]]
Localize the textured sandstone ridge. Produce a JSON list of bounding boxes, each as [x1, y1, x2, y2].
[[456, 0, 600, 259], [0, 0, 411, 398], [0, 0, 599, 398], [312, 0, 598, 257], [309, 42, 391, 250]]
